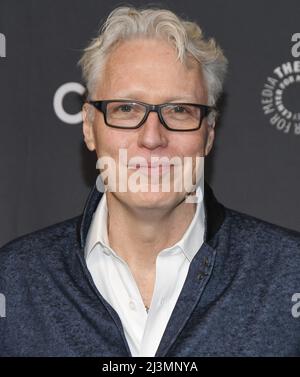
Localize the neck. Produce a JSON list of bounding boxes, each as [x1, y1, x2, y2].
[[106, 192, 196, 267]]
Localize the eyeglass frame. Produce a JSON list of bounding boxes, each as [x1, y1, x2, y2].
[[87, 99, 215, 132]]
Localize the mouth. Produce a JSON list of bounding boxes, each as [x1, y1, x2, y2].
[[127, 162, 175, 175]]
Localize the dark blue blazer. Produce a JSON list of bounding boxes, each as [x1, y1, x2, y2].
[[0, 182, 300, 356]]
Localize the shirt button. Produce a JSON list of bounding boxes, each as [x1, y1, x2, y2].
[[129, 300, 136, 311]]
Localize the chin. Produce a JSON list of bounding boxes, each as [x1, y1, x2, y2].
[[117, 190, 185, 211]]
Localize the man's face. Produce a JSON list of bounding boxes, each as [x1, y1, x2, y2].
[[83, 38, 215, 212]]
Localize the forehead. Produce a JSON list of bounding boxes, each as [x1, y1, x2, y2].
[[97, 38, 207, 102]]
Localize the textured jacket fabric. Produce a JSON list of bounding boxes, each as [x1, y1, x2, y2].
[[0, 182, 300, 357]]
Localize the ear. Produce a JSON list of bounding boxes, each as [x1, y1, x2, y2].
[[82, 104, 96, 151], [204, 122, 215, 156]]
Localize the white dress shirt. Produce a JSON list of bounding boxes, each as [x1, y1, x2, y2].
[[85, 190, 205, 357]]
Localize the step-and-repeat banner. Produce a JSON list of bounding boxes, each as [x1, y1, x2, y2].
[[0, 0, 299, 246]]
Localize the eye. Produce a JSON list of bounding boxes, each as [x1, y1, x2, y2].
[[173, 105, 186, 113], [118, 104, 133, 112]]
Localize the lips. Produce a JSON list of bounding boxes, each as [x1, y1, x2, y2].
[[128, 162, 171, 169], [127, 162, 175, 176]]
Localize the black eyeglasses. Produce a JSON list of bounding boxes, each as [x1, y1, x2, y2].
[[87, 99, 215, 131]]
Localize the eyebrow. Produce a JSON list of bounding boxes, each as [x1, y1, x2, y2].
[[110, 92, 199, 103]]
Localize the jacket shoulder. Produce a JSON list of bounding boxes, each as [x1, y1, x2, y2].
[[223, 207, 300, 262], [0, 215, 82, 263], [225, 207, 300, 240]]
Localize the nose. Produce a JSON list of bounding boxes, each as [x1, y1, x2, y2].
[[137, 110, 168, 150]]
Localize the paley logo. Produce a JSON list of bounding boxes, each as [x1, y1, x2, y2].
[[0, 33, 6, 58], [261, 33, 300, 136]]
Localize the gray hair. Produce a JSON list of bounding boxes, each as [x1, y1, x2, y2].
[[79, 6, 228, 108]]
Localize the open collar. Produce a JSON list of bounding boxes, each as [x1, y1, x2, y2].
[[78, 180, 225, 250]]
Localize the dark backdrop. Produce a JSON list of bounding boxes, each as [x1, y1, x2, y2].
[[0, 0, 299, 247]]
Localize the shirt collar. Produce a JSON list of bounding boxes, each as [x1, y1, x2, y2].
[[84, 188, 206, 262], [84, 192, 109, 260], [78, 179, 225, 252]]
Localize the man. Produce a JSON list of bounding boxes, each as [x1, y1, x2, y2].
[[0, 6, 299, 357]]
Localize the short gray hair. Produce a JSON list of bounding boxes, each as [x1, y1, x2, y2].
[[79, 6, 228, 106]]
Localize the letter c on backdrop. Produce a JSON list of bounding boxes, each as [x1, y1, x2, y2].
[[53, 82, 85, 124]]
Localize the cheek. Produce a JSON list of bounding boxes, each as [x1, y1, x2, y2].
[[95, 125, 135, 157], [173, 132, 207, 157]]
